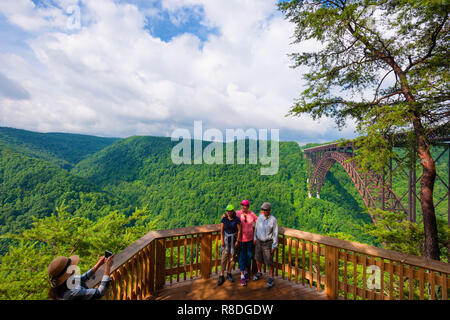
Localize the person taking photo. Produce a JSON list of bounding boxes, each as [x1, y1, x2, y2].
[[48, 253, 114, 300]]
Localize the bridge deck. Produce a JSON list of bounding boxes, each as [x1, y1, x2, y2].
[[149, 271, 331, 300]]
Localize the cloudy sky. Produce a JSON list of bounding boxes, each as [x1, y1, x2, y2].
[[0, 0, 357, 143]]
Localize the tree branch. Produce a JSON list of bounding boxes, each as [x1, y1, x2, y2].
[[373, 69, 394, 103], [405, 14, 449, 72]]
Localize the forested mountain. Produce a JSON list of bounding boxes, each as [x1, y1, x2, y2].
[[0, 127, 118, 170], [0, 128, 121, 253], [71, 136, 373, 242], [1, 126, 448, 247]]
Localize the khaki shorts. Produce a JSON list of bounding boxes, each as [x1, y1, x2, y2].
[[220, 251, 235, 273], [254, 239, 274, 267]]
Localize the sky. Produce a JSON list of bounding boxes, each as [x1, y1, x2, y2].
[[0, 0, 357, 144]]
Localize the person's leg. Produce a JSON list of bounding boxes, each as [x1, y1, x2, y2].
[[238, 242, 246, 275], [226, 254, 234, 282], [246, 241, 253, 273], [253, 240, 263, 280], [263, 241, 275, 288], [254, 240, 262, 273], [240, 242, 252, 285], [238, 242, 247, 285], [218, 251, 229, 285], [220, 251, 228, 276], [228, 254, 234, 273]]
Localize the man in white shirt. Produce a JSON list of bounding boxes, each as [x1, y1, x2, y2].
[[253, 202, 278, 288]]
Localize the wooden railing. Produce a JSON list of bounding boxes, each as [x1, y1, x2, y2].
[[87, 224, 450, 300]]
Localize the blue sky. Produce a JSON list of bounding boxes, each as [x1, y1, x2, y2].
[[0, 0, 357, 143]]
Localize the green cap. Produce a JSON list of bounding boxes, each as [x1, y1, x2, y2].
[[225, 204, 235, 211]]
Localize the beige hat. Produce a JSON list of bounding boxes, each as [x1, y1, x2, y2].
[[261, 202, 271, 211], [47, 255, 80, 287]]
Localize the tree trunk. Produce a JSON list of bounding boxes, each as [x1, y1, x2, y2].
[[397, 70, 441, 261], [414, 122, 441, 260]]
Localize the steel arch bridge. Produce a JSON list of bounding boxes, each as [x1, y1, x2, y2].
[[303, 138, 450, 224]]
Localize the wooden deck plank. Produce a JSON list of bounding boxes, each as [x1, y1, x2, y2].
[[149, 272, 330, 300]]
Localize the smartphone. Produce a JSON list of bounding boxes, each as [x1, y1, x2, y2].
[[105, 250, 113, 258]]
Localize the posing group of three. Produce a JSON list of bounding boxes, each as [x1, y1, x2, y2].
[[219, 200, 278, 288]]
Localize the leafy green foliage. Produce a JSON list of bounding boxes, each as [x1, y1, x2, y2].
[[0, 204, 157, 300], [364, 209, 449, 260], [0, 146, 122, 253]]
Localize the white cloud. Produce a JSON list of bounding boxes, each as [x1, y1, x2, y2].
[[0, 0, 356, 142]]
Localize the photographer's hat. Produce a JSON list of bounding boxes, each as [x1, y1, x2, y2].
[[48, 255, 79, 287]]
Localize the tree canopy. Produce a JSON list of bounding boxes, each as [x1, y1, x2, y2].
[[279, 0, 449, 260]]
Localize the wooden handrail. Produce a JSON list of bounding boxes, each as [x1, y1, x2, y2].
[[86, 224, 220, 288], [280, 227, 450, 273], [87, 224, 450, 300]]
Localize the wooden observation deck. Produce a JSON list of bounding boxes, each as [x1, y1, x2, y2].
[[87, 224, 450, 300]]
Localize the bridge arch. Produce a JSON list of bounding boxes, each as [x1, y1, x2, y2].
[[304, 138, 449, 224], [307, 150, 408, 224]]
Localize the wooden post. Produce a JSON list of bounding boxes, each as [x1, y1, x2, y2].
[[325, 245, 338, 299], [200, 232, 212, 279], [149, 241, 155, 295], [155, 238, 166, 290]]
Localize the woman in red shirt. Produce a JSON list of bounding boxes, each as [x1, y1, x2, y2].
[[236, 200, 258, 286]]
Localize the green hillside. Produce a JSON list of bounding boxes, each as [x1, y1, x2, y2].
[[1, 127, 447, 249], [0, 127, 120, 253], [71, 136, 373, 241], [0, 127, 118, 170]]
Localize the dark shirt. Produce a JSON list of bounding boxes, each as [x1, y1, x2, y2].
[[221, 216, 241, 235]]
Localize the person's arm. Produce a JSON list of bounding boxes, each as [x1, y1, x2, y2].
[[271, 217, 278, 252], [89, 255, 114, 299], [79, 256, 105, 283], [235, 222, 241, 247], [253, 217, 258, 244], [220, 222, 224, 248], [92, 256, 106, 273], [103, 255, 113, 277], [64, 256, 114, 300]]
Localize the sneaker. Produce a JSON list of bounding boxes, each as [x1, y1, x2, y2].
[[218, 275, 225, 286], [252, 272, 262, 281], [227, 273, 234, 282], [241, 278, 247, 286], [267, 277, 274, 288], [244, 273, 250, 282]]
